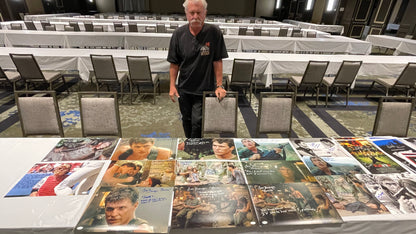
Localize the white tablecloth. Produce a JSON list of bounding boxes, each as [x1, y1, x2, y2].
[[366, 35, 416, 56], [283, 19, 345, 35]]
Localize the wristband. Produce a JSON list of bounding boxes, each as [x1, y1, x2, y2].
[[216, 85, 225, 89]]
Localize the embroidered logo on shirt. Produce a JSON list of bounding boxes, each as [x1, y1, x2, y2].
[[200, 44, 210, 56]]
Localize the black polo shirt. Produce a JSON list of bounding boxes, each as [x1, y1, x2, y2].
[[167, 23, 228, 95]]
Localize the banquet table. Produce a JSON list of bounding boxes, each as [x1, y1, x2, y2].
[[0, 30, 369, 54], [1, 137, 416, 234], [283, 19, 345, 35], [0, 47, 414, 87], [365, 35, 416, 56]]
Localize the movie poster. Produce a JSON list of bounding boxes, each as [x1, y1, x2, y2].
[[171, 184, 257, 229], [101, 160, 176, 187], [314, 175, 390, 218], [5, 161, 105, 197], [355, 173, 416, 215], [76, 186, 174, 233], [302, 156, 367, 176], [111, 138, 177, 160], [335, 138, 407, 174], [175, 160, 246, 185], [234, 138, 299, 161], [176, 138, 239, 160], [249, 182, 342, 225], [290, 138, 352, 158], [42, 138, 119, 161], [242, 161, 315, 185]]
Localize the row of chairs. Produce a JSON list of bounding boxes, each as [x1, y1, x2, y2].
[[237, 27, 312, 37], [15, 91, 122, 138], [203, 90, 416, 138]]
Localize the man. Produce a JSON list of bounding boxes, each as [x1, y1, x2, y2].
[[167, 0, 228, 138], [104, 187, 153, 232], [310, 156, 342, 176], [176, 193, 201, 228], [102, 162, 142, 186], [227, 163, 245, 184], [30, 163, 71, 197], [200, 138, 237, 160], [112, 138, 172, 160]]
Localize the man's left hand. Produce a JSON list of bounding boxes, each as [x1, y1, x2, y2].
[[215, 87, 226, 101]]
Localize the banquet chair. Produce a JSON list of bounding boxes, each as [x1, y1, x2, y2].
[[0, 66, 22, 91], [93, 25, 104, 32], [322, 60, 362, 107], [15, 90, 64, 137], [156, 23, 166, 33], [9, 53, 68, 93], [287, 60, 329, 106], [128, 22, 138, 32], [202, 91, 238, 137], [113, 22, 123, 28], [115, 26, 125, 32], [44, 25, 56, 31], [372, 97, 415, 137], [238, 26, 247, 35], [366, 62, 416, 97], [84, 22, 94, 31], [64, 25, 75, 31], [78, 92, 122, 137], [145, 26, 156, 33], [307, 31, 317, 38], [278, 28, 288, 37], [126, 56, 160, 104], [24, 21, 36, 30], [10, 23, 22, 30], [256, 92, 295, 137], [226, 58, 255, 106], [292, 32, 303, 37], [253, 27, 262, 36], [90, 54, 128, 102], [69, 22, 80, 31]]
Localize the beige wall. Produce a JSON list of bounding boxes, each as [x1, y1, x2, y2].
[[255, 0, 275, 17], [96, 0, 116, 13], [311, 0, 325, 23]]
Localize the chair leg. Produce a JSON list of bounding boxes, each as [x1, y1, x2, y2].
[[366, 81, 375, 98], [346, 87, 350, 107], [315, 85, 319, 107], [129, 81, 133, 105], [325, 85, 329, 107]]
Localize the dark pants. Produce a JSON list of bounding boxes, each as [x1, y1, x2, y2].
[[178, 92, 203, 138]]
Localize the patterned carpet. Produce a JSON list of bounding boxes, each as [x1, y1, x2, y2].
[[0, 77, 415, 138]]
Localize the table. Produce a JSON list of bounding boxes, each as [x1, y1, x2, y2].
[[283, 19, 345, 35], [23, 13, 81, 21], [0, 30, 369, 54], [366, 35, 416, 55]]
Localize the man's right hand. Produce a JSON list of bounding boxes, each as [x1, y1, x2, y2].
[[169, 87, 180, 102]]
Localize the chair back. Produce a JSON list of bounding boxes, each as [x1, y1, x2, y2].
[[127, 56, 152, 83], [115, 26, 125, 32], [373, 97, 415, 137], [128, 22, 138, 32], [44, 25, 56, 31], [78, 92, 122, 137], [145, 26, 156, 33], [113, 22, 122, 28], [256, 92, 295, 137], [238, 27, 247, 35], [40, 20, 51, 30], [84, 22, 94, 31], [15, 91, 64, 137], [69, 22, 80, 31], [156, 23, 166, 33], [202, 91, 238, 137], [333, 60, 362, 85], [394, 62, 416, 86], [24, 21, 36, 30], [253, 27, 261, 36], [300, 61, 329, 85], [93, 25, 104, 32], [90, 55, 118, 82], [9, 53, 45, 82], [307, 31, 317, 38], [11, 23, 22, 30], [292, 32, 303, 37], [230, 59, 255, 85], [278, 27, 288, 37]]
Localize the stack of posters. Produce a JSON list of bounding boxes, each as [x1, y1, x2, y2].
[[291, 138, 391, 220], [173, 138, 257, 229], [237, 138, 342, 226], [75, 137, 178, 233]]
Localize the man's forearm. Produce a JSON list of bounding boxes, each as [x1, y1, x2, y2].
[[213, 60, 223, 87]]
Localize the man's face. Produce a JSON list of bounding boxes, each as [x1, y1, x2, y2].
[[53, 165, 70, 176], [120, 165, 135, 175], [131, 142, 154, 156], [212, 141, 234, 157], [279, 166, 294, 178], [185, 0, 206, 28], [381, 179, 400, 193], [311, 157, 328, 169], [242, 140, 256, 149], [105, 198, 138, 226]]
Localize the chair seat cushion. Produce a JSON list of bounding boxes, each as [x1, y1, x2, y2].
[[4, 71, 21, 82], [375, 78, 397, 88], [290, 76, 303, 86], [322, 76, 335, 86], [42, 71, 61, 82]]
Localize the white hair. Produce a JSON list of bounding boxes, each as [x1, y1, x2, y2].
[[183, 0, 208, 11]]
